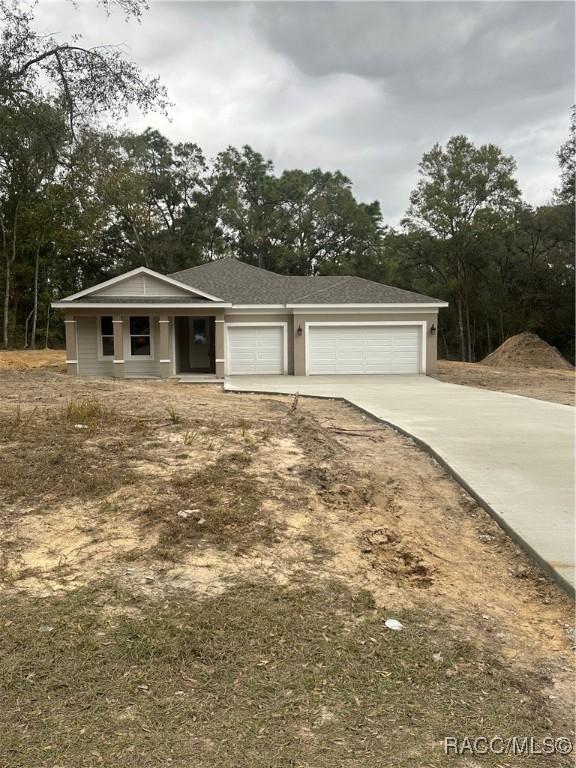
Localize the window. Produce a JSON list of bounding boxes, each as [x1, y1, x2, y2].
[[100, 316, 114, 358], [129, 316, 151, 356]]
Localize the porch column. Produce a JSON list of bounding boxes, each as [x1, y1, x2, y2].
[[215, 312, 225, 378], [159, 315, 171, 378], [112, 314, 125, 378], [64, 316, 78, 375]]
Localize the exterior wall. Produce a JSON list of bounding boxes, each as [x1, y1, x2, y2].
[[64, 318, 79, 375], [76, 316, 114, 377], [292, 311, 439, 375], [224, 313, 294, 374], [68, 308, 439, 378]]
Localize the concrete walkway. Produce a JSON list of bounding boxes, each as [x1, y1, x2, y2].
[[225, 375, 575, 593]]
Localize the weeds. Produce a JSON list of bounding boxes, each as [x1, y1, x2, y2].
[[167, 405, 182, 424], [62, 396, 108, 427]]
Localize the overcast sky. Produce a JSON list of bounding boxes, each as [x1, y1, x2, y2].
[[38, 1, 574, 223]]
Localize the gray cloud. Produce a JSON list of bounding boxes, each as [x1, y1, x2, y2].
[[36, 1, 574, 223]]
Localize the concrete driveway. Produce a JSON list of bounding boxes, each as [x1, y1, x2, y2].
[[225, 375, 575, 593]]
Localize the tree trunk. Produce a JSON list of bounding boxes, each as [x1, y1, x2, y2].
[[440, 327, 449, 360], [3, 257, 10, 349], [456, 296, 466, 361], [44, 263, 52, 349], [464, 295, 473, 362], [24, 308, 34, 348], [44, 301, 50, 349], [3, 201, 19, 349], [30, 244, 40, 349]]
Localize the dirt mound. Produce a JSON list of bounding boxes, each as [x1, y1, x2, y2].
[[482, 333, 573, 370]]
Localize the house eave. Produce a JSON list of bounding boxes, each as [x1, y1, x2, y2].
[[52, 301, 233, 310], [285, 302, 449, 309]]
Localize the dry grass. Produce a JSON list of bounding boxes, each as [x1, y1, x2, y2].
[[0, 580, 567, 768], [0, 397, 148, 505]]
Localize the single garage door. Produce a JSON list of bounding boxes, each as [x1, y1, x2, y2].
[[308, 324, 421, 375], [228, 325, 285, 374]]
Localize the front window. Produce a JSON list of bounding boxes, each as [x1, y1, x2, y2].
[[129, 316, 151, 356], [100, 316, 114, 358]]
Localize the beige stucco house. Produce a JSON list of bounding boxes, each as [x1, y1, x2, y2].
[[52, 258, 448, 379]]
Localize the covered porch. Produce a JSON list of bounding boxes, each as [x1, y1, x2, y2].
[[64, 309, 226, 379]]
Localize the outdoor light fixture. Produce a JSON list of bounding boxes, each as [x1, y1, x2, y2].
[[430, 323, 436, 335], [297, 325, 303, 336]]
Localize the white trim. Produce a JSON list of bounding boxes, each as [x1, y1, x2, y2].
[[66, 359, 78, 364], [113, 360, 125, 364], [288, 302, 448, 309], [125, 315, 155, 361], [64, 319, 76, 324], [112, 319, 123, 324], [159, 319, 170, 324], [289, 307, 440, 316], [59, 266, 225, 302], [304, 321, 427, 376], [96, 314, 115, 361], [215, 358, 225, 363], [231, 304, 285, 309], [225, 322, 288, 376], [52, 301, 232, 309], [225, 308, 290, 316], [160, 359, 171, 364], [215, 319, 225, 323]]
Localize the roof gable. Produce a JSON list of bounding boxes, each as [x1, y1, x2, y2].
[[62, 267, 224, 302]]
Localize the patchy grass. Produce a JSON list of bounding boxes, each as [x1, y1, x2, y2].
[[142, 450, 279, 558], [0, 580, 567, 768], [0, 398, 148, 505]]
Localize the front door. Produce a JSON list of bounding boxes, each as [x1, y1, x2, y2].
[[175, 317, 215, 373]]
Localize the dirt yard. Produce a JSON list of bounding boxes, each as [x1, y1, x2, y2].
[[436, 360, 575, 406], [0, 348, 65, 370], [0, 368, 574, 767]]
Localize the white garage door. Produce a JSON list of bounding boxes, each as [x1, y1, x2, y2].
[[308, 324, 421, 375], [228, 325, 285, 375]]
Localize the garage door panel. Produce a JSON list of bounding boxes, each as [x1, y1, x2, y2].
[[228, 326, 285, 375], [308, 325, 421, 375]]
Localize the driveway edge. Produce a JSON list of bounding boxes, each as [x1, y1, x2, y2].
[[224, 385, 575, 599]]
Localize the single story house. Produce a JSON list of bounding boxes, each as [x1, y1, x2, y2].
[[52, 258, 448, 378]]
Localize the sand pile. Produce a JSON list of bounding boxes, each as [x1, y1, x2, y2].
[[482, 332, 573, 370]]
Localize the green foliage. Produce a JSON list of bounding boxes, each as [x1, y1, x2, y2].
[[0, 0, 572, 363], [554, 105, 575, 206]]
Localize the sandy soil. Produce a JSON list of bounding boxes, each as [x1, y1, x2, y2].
[[0, 369, 573, 734], [0, 349, 65, 370], [435, 360, 575, 406]]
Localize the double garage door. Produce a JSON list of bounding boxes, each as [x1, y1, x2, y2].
[[308, 324, 421, 375], [227, 323, 422, 375]]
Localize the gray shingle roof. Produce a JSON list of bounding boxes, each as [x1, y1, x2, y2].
[[170, 258, 444, 305]]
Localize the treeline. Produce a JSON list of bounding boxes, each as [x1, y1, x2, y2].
[[0, 0, 574, 361]]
